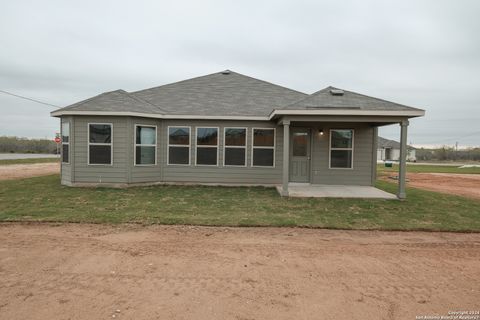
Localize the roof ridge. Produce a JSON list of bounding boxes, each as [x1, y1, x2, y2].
[[133, 70, 309, 97], [133, 70, 230, 94], [226, 70, 308, 96]]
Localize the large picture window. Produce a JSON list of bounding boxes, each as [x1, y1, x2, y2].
[[135, 125, 156, 165], [168, 126, 190, 165], [196, 127, 218, 166], [330, 129, 354, 169], [224, 128, 246, 166], [252, 128, 275, 167], [61, 122, 70, 164], [88, 123, 113, 165]]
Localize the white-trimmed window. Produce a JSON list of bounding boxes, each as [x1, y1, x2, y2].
[[196, 127, 219, 166], [135, 125, 156, 166], [224, 127, 247, 167], [329, 129, 354, 169], [168, 126, 190, 165], [252, 128, 275, 167], [88, 123, 113, 165], [61, 122, 70, 164]]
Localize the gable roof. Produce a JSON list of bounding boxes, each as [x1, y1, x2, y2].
[[378, 136, 416, 149], [282, 86, 422, 111], [51, 71, 425, 119], [132, 70, 307, 116]]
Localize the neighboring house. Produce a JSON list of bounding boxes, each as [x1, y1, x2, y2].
[[51, 70, 425, 198], [377, 136, 417, 162]]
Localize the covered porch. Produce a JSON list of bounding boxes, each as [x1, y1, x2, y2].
[[276, 115, 411, 199]]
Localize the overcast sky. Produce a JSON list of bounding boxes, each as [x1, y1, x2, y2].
[[1, 0, 479, 147]]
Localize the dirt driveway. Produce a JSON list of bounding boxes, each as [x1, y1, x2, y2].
[[0, 224, 478, 320], [0, 163, 59, 180]]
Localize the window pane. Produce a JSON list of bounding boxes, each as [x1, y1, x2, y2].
[[61, 123, 69, 143], [225, 148, 245, 166], [253, 148, 274, 166], [136, 126, 156, 145], [169, 127, 190, 145], [169, 146, 189, 164], [225, 128, 246, 146], [136, 146, 155, 165], [89, 124, 111, 143], [89, 145, 111, 164], [253, 129, 274, 147], [197, 148, 217, 165], [292, 132, 308, 157], [331, 130, 353, 149], [330, 150, 352, 168], [197, 128, 218, 145], [62, 144, 69, 163]]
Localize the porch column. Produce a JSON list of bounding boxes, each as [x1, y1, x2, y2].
[[397, 120, 409, 199], [282, 120, 290, 196]]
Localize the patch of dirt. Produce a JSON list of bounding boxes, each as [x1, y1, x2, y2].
[[0, 163, 59, 180], [382, 172, 480, 199], [0, 224, 479, 320]]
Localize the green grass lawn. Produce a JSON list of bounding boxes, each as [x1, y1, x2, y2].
[[377, 163, 480, 174], [1, 174, 479, 231], [0, 157, 60, 165]]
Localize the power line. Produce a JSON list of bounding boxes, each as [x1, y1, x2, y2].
[[0, 89, 60, 108], [422, 130, 480, 145]]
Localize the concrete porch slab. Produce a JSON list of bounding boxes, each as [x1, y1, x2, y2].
[[277, 184, 397, 199]]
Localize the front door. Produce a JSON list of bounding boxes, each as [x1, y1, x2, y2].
[[290, 128, 311, 182]]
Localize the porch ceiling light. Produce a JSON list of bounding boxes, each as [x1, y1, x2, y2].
[[319, 129, 324, 135]]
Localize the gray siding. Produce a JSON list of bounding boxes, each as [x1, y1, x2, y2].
[[160, 120, 283, 184], [309, 123, 374, 186], [62, 116, 376, 187], [73, 116, 129, 184]]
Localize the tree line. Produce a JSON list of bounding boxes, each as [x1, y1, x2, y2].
[[416, 147, 480, 161], [0, 136, 58, 154]]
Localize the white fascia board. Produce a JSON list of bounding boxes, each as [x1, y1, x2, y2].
[[268, 109, 425, 119]]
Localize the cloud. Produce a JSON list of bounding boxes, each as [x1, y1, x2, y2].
[[0, 0, 479, 145]]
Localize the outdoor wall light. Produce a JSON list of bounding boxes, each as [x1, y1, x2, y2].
[[319, 129, 324, 135]]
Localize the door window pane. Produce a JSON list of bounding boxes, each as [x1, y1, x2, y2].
[[293, 132, 308, 157]]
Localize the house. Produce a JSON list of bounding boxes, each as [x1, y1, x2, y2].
[[51, 70, 425, 199], [377, 136, 417, 162]]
